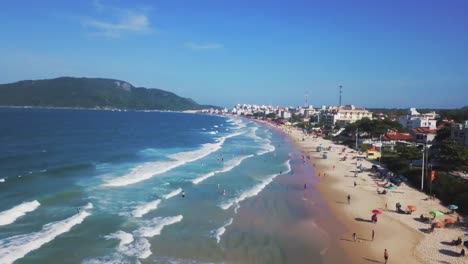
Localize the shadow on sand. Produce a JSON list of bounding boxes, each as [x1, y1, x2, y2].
[[438, 249, 460, 257], [362, 257, 382, 263], [355, 217, 373, 223], [336, 201, 348, 204]]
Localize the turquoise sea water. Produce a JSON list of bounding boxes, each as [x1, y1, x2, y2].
[[0, 108, 330, 264]]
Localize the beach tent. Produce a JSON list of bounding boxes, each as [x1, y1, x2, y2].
[[429, 210, 444, 217]]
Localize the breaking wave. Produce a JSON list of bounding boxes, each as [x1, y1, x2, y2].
[[213, 218, 233, 244], [192, 154, 254, 185], [103, 132, 243, 187], [0, 203, 92, 264], [0, 200, 41, 226], [220, 160, 291, 210], [132, 199, 161, 218], [135, 215, 183, 238]]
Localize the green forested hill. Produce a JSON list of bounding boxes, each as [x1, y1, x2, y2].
[[0, 77, 216, 111]]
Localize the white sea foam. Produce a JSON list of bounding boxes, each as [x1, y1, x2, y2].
[[214, 218, 233, 243], [209, 131, 217, 135], [248, 127, 260, 141], [162, 188, 182, 199], [105, 231, 134, 248], [104, 231, 151, 259], [213, 125, 218, 128], [0, 178, 5, 183], [132, 199, 161, 218], [135, 215, 183, 238], [0, 200, 41, 226], [257, 138, 276, 156], [192, 154, 254, 185], [0, 205, 92, 264], [220, 160, 291, 210], [103, 135, 233, 187]]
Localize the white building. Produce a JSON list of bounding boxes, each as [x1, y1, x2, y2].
[[399, 108, 437, 130], [321, 105, 372, 127]]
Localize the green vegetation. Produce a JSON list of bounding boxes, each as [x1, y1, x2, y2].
[[434, 139, 468, 171], [0, 77, 218, 111], [344, 117, 405, 138]]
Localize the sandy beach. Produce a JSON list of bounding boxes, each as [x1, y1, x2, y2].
[[258, 120, 467, 264]]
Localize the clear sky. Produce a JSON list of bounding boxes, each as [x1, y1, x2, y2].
[[1, 0, 467, 108]]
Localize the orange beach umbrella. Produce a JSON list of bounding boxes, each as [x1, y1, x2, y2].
[[444, 218, 456, 224], [433, 221, 444, 228], [407, 205, 417, 212]]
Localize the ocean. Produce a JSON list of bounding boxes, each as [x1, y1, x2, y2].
[[0, 108, 334, 264]]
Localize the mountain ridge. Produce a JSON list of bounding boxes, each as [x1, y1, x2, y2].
[[0, 77, 218, 111]]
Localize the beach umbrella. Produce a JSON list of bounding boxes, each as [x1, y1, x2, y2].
[[448, 204, 458, 210], [388, 186, 395, 190], [464, 241, 468, 248], [433, 221, 444, 228], [372, 209, 382, 215], [444, 218, 455, 224], [429, 210, 444, 217], [407, 205, 417, 211]]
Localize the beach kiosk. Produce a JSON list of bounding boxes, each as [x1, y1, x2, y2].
[[366, 146, 381, 160]]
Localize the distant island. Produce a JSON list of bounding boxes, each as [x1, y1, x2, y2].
[[0, 77, 218, 111]]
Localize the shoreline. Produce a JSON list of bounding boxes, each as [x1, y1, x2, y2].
[[254, 118, 467, 264]]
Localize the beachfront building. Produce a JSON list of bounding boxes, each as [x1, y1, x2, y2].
[[399, 108, 437, 130], [411, 127, 437, 145], [450, 121, 468, 147], [320, 105, 372, 127]]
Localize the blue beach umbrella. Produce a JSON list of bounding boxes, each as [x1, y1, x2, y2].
[[464, 240, 468, 248], [448, 204, 458, 210]]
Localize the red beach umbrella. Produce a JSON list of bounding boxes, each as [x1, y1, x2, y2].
[[444, 218, 456, 224], [372, 209, 382, 215]]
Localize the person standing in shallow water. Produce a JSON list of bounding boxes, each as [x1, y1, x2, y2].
[[181, 190, 186, 198], [304, 183, 307, 189]]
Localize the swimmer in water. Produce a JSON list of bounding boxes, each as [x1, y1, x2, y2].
[[182, 191, 186, 198], [217, 183, 220, 189], [223, 189, 226, 196], [77, 207, 80, 213]]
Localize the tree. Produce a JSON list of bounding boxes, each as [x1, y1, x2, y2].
[[266, 113, 276, 119], [435, 139, 468, 171], [435, 126, 451, 142], [395, 144, 422, 161]]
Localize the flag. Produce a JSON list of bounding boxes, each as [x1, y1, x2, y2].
[[431, 170, 436, 181]]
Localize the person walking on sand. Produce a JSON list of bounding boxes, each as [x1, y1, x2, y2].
[[354, 181, 357, 187], [384, 249, 388, 263], [347, 195, 351, 205], [352, 233, 357, 242], [372, 229, 375, 241]]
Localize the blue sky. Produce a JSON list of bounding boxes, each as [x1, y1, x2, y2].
[[0, 0, 467, 108]]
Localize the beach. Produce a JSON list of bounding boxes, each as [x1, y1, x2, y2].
[[266, 121, 467, 264]]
